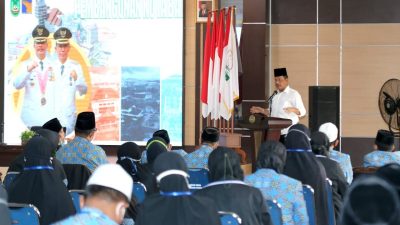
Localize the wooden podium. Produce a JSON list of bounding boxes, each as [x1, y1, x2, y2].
[[238, 116, 292, 171]]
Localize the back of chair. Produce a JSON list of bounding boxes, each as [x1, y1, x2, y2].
[[63, 164, 92, 190], [266, 199, 282, 225], [302, 185, 317, 225], [352, 167, 378, 180], [9, 203, 40, 225], [188, 168, 209, 190], [4, 172, 20, 190], [133, 182, 147, 203], [325, 178, 336, 225], [218, 211, 242, 225], [69, 190, 85, 213]]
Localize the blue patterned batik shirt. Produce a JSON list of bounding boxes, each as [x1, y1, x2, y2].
[[245, 168, 309, 225], [329, 149, 353, 184], [56, 136, 108, 172], [183, 145, 213, 169], [52, 207, 118, 225], [363, 150, 400, 168]]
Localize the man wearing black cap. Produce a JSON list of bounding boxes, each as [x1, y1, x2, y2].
[[13, 25, 55, 128], [53, 27, 87, 136], [56, 111, 108, 172], [363, 129, 400, 167], [184, 127, 220, 168], [250, 68, 306, 136]]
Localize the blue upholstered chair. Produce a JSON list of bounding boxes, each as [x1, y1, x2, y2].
[[69, 189, 85, 213], [218, 211, 242, 225], [188, 168, 209, 190], [9, 202, 40, 225], [302, 185, 316, 225], [325, 178, 336, 225], [266, 199, 282, 225], [133, 182, 147, 203]]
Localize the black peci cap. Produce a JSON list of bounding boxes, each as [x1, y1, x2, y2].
[[201, 127, 220, 143], [75, 112, 96, 131], [375, 129, 394, 148], [42, 118, 63, 133], [274, 68, 288, 77]]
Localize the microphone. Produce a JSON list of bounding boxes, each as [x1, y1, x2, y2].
[[267, 90, 278, 103]]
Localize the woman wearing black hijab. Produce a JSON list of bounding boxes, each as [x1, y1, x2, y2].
[[140, 137, 168, 195], [117, 142, 144, 182], [340, 175, 400, 225], [136, 152, 221, 225], [116, 141, 144, 221], [8, 136, 75, 225], [195, 147, 271, 225], [0, 185, 11, 225], [7, 128, 67, 186], [283, 124, 329, 225], [311, 131, 348, 223]]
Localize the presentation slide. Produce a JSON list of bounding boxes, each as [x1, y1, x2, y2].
[[4, 0, 183, 145]]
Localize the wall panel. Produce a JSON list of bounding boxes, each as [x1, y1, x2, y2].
[[318, 47, 340, 85], [271, 25, 316, 45], [343, 24, 400, 46], [184, 0, 196, 146], [318, 24, 340, 46], [342, 46, 400, 136]]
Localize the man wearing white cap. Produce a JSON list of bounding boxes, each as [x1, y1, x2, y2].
[[319, 122, 353, 184], [53, 164, 133, 225]]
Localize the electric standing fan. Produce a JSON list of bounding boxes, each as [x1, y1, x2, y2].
[[378, 78, 400, 134]]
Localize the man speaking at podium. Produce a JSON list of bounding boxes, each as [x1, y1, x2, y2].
[[250, 68, 306, 142]]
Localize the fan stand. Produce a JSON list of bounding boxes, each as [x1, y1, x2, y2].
[[389, 114, 400, 150]]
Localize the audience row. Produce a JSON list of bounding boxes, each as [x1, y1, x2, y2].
[[1, 111, 400, 225]]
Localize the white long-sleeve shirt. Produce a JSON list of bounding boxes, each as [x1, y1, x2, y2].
[[270, 86, 306, 134]]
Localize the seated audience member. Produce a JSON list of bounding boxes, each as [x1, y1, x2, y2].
[[53, 164, 133, 225], [7, 128, 68, 186], [154, 129, 187, 157], [245, 141, 309, 225], [283, 124, 329, 225], [56, 112, 108, 172], [8, 136, 75, 225], [311, 131, 348, 222], [141, 137, 168, 195], [0, 185, 11, 225], [42, 118, 66, 147], [363, 129, 400, 167], [116, 142, 143, 221], [135, 152, 221, 225], [117, 142, 143, 182], [195, 147, 272, 225], [141, 129, 187, 163], [340, 175, 400, 225], [319, 122, 353, 184], [376, 163, 400, 196], [184, 127, 219, 168]]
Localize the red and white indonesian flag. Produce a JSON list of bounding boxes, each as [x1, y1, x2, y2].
[[209, 9, 225, 120], [201, 13, 212, 118], [219, 8, 239, 120]]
